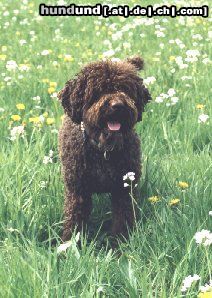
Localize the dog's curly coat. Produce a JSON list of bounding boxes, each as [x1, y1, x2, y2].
[[58, 56, 151, 241]]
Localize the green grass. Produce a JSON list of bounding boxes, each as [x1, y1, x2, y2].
[[0, 0, 211, 297]]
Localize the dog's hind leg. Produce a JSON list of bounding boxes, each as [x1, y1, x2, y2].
[[62, 191, 92, 242]]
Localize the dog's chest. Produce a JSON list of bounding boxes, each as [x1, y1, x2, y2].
[[85, 151, 125, 192]]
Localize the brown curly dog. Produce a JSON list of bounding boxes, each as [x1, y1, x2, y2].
[[58, 56, 151, 241]]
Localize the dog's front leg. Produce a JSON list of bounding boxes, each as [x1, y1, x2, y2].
[[111, 189, 137, 238], [62, 190, 92, 242]]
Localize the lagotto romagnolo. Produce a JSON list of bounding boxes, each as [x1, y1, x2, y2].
[[58, 57, 152, 241]]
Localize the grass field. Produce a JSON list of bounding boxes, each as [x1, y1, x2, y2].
[[0, 0, 211, 297]]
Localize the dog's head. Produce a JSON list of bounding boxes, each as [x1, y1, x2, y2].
[[58, 56, 151, 151]]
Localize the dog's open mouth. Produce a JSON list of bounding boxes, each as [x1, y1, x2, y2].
[[107, 121, 121, 131]]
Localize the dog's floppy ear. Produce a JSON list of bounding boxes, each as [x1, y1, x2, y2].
[[127, 56, 144, 71], [58, 76, 85, 124], [127, 56, 151, 121], [136, 82, 152, 121]]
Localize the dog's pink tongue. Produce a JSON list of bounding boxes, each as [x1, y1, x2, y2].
[[107, 122, 121, 131]]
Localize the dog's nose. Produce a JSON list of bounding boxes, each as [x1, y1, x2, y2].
[[110, 100, 124, 109]]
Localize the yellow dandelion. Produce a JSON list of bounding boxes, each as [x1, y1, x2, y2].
[[48, 87, 56, 94], [42, 78, 50, 83], [198, 292, 212, 298], [49, 82, 57, 88], [29, 117, 40, 124], [169, 198, 180, 206], [43, 112, 48, 118], [46, 118, 55, 125], [11, 115, 21, 121], [196, 104, 205, 110], [169, 56, 175, 61], [64, 55, 74, 62], [148, 196, 160, 204], [195, 19, 202, 24], [2, 46, 7, 52], [98, 54, 103, 59], [16, 103, 25, 110], [0, 54, 7, 61], [178, 181, 189, 189]]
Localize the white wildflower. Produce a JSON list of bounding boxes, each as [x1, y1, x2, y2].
[[6, 60, 18, 71], [57, 0, 66, 5], [155, 31, 165, 37], [198, 114, 209, 124], [123, 172, 135, 184], [192, 34, 203, 40], [181, 274, 200, 292], [10, 125, 25, 141], [199, 280, 212, 293], [194, 229, 212, 246], [57, 241, 72, 253], [155, 96, 164, 103], [51, 128, 58, 134], [181, 76, 192, 80], [52, 61, 58, 66], [19, 39, 27, 46], [19, 64, 30, 71], [185, 56, 198, 63], [111, 31, 122, 40], [202, 58, 210, 64], [143, 76, 156, 85], [167, 88, 176, 97], [39, 115, 45, 123], [32, 96, 41, 103], [209, 211, 212, 216], [186, 50, 200, 57], [41, 49, 51, 56], [43, 156, 53, 164], [57, 232, 80, 254], [102, 49, 115, 58], [170, 97, 179, 105], [123, 42, 131, 49], [50, 92, 58, 99], [49, 150, 54, 157], [111, 58, 120, 62], [39, 181, 48, 189]]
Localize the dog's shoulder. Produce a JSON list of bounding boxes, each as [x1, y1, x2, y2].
[[58, 114, 85, 160]]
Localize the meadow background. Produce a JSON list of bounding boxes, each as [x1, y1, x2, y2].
[[0, 0, 211, 297]]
